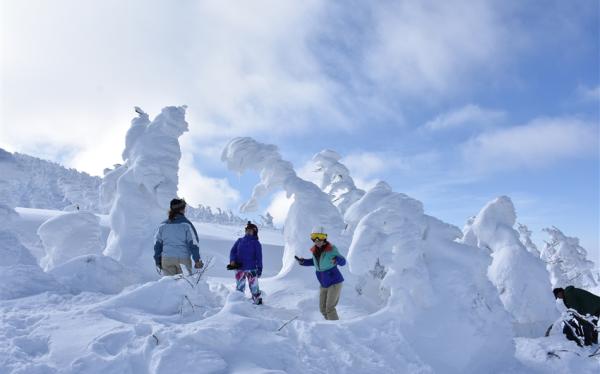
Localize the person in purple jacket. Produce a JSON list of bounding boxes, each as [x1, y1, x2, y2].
[[228, 221, 263, 304]]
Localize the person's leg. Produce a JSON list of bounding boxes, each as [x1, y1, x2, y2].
[[325, 283, 342, 320], [161, 257, 182, 276], [235, 270, 247, 293], [181, 257, 192, 275], [319, 287, 328, 319], [246, 271, 261, 304]]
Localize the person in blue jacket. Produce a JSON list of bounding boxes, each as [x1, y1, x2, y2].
[[295, 227, 346, 320], [229, 221, 263, 304], [153, 198, 203, 276]]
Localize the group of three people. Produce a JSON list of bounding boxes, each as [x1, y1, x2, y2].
[[153, 198, 346, 320]]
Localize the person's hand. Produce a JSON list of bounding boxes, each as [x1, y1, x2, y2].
[[294, 255, 304, 265], [257, 269, 262, 278], [194, 260, 203, 269], [226, 261, 238, 270], [331, 256, 337, 265]]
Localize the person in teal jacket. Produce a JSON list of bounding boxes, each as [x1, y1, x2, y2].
[[295, 227, 346, 320]]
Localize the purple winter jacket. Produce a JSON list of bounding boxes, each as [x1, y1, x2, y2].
[[229, 235, 263, 273]]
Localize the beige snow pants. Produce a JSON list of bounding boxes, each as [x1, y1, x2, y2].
[[319, 283, 342, 320], [161, 256, 192, 276]]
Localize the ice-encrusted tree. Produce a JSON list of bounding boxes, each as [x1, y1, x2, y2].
[[312, 149, 365, 215], [103, 106, 189, 278], [343, 182, 518, 371], [517, 223, 540, 256], [221, 137, 346, 277], [460, 196, 557, 336], [540, 226, 598, 289]]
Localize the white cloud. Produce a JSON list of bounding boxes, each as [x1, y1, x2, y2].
[[577, 84, 600, 102], [462, 117, 599, 172], [424, 104, 505, 131], [178, 154, 240, 210], [365, 1, 513, 96]]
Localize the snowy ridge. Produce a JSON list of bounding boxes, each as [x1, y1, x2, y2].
[[0, 148, 101, 211]]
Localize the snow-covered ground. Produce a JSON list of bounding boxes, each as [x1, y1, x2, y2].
[[1, 208, 598, 373]]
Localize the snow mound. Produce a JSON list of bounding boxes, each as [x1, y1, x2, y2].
[[49, 254, 143, 294], [461, 196, 557, 336], [37, 211, 103, 270], [0, 230, 62, 299], [98, 275, 220, 316]]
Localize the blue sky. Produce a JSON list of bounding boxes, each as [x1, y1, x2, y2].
[[1, 1, 598, 262]]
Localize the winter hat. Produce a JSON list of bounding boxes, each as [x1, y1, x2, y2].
[[310, 226, 327, 241], [170, 198, 186, 211], [245, 221, 258, 235], [553, 288, 564, 299]]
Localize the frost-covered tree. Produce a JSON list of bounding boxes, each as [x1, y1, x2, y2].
[[103, 106, 189, 278], [460, 196, 557, 336], [221, 137, 346, 277], [259, 212, 274, 228], [517, 223, 540, 256], [343, 182, 517, 371], [540, 226, 598, 289], [312, 149, 365, 215], [0, 148, 101, 211]]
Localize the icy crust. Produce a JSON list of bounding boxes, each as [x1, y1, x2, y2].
[[461, 196, 557, 334], [221, 137, 347, 278], [311, 149, 365, 214], [37, 211, 103, 270], [541, 226, 598, 289], [103, 106, 188, 279], [49, 255, 143, 295]]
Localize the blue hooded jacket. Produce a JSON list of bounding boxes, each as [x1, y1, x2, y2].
[[230, 235, 263, 273], [153, 214, 200, 263]]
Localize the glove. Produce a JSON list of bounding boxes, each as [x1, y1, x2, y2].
[[194, 260, 203, 269], [294, 255, 304, 265], [226, 262, 240, 270]]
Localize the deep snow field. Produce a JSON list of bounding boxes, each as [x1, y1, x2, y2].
[[1, 208, 599, 374]]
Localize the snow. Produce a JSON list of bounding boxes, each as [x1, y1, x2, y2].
[[37, 211, 103, 270], [103, 106, 189, 279], [1, 134, 599, 372], [460, 196, 558, 336], [541, 226, 598, 289]]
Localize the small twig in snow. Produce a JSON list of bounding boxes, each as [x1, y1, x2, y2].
[[277, 316, 299, 331]]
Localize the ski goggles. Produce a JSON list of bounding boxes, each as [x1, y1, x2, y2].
[[310, 233, 327, 241]]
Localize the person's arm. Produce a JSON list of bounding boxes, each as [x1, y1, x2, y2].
[[153, 226, 163, 267], [185, 224, 201, 263], [256, 241, 263, 276], [295, 256, 314, 266], [230, 239, 240, 264], [332, 247, 346, 266]]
